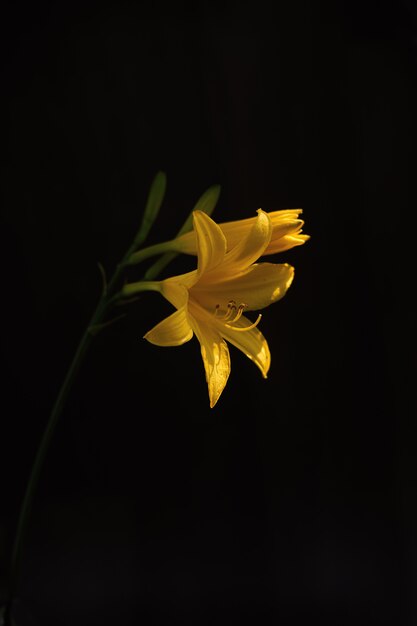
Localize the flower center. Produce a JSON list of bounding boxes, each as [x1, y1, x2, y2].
[[214, 300, 262, 332], [215, 300, 245, 322]]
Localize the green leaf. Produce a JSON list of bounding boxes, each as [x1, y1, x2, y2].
[[143, 184, 221, 280], [144, 251, 177, 280], [134, 171, 167, 248], [88, 313, 127, 336], [176, 184, 221, 237]]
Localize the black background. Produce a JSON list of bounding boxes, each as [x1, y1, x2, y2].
[[1, 1, 417, 624]]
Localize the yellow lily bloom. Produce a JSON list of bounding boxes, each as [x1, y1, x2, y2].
[[170, 208, 309, 256], [124, 209, 295, 408]]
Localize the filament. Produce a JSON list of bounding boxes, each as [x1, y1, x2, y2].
[[215, 300, 238, 321], [214, 300, 261, 332], [224, 313, 262, 332]]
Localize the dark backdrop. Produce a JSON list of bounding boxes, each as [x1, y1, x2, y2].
[[1, 1, 417, 625]]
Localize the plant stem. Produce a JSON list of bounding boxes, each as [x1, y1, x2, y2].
[[3, 246, 139, 623], [127, 239, 177, 266], [5, 325, 94, 622]]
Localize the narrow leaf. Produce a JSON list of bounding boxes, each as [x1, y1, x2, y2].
[[143, 184, 220, 279], [176, 184, 221, 237], [144, 251, 177, 280], [88, 314, 127, 336], [134, 171, 167, 248]]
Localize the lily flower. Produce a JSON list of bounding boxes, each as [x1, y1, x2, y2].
[[172, 208, 309, 257], [127, 208, 309, 268], [122, 209, 295, 408]]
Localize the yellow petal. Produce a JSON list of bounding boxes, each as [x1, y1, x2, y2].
[[193, 210, 227, 277], [159, 280, 191, 309], [219, 316, 271, 378], [269, 232, 310, 253], [144, 306, 193, 346], [220, 209, 303, 250], [192, 262, 294, 312], [190, 313, 231, 408], [210, 209, 272, 277], [172, 208, 306, 256]]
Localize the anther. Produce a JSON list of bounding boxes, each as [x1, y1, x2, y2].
[[230, 303, 247, 323], [224, 300, 237, 321], [215, 300, 238, 321]]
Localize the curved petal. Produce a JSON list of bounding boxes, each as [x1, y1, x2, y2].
[[193, 210, 227, 278], [206, 209, 272, 278], [219, 316, 271, 378], [269, 232, 310, 254], [172, 209, 305, 256], [144, 306, 193, 346], [160, 280, 191, 309], [221, 209, 304, 251], [189, 311, 231, 408], [192, 263, 294, 312], [219, 214, 308, 257]]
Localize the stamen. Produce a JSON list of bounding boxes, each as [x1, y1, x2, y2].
[[226, 300, 237, 321], [214, 301, 254, 327], [213, 299, 263, 332], [224, 313, 262, 332], [214, 300, 237, 321], [229, 303, 247, 323]]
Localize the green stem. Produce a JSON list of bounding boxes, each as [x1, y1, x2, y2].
[[4, 242, 140, 623], [120, 280, 161, 298], [126, 240, 177, 266], [6, 324, 94, 617]]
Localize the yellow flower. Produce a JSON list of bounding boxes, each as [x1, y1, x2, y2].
[[170, 208, 309, 256], [124, 209, 295, 408]]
